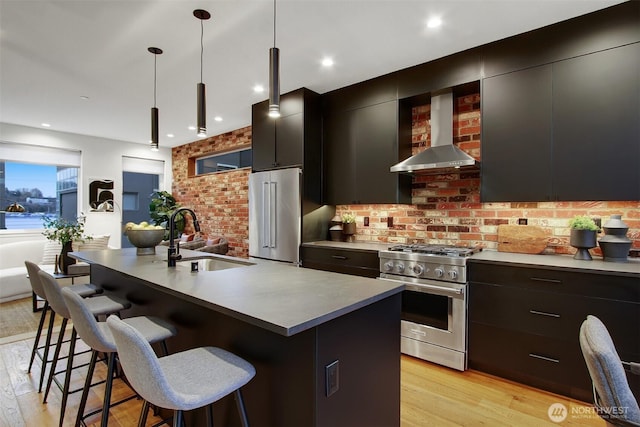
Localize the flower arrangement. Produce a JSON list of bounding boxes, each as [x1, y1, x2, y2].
[[42, 215, 90, 245], [341, 213, 356, 224], [568, 215, 600, 231]]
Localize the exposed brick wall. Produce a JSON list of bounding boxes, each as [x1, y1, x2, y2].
[[172, 127, 251, 258], [337, 93, 640, 256], [171, 95, 638, 260]]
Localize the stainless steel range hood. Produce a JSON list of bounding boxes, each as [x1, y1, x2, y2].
[[390, 90, 480, 175]]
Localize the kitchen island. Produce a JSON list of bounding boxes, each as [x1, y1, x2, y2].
[[72, 248, 403, 427]]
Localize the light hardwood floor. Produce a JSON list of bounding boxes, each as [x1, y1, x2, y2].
[[0, 333, 604, 426]]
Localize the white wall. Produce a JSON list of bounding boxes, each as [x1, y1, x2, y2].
[[0, 123, 172, 248]]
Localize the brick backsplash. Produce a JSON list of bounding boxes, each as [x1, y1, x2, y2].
[[172, 95, 639, 259], [336, 93, 640, 256]]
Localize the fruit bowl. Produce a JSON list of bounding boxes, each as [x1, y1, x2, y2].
[[125, 228, 165, 255]]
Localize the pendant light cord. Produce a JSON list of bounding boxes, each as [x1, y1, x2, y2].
[[153, 53, 157, 108], [200, 19, 204, 84], [273, 0, 277, 47]]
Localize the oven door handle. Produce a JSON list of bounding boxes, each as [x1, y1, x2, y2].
[[379, 277, 464, 297]]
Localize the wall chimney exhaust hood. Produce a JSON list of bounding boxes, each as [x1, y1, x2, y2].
[[390, 90, 480, 175]]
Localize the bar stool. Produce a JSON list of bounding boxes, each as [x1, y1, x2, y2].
[[107, 315, 256, 427], [38, 270, 131, 427], [24, 261, 102, 393], [61, 287, 177, 427]]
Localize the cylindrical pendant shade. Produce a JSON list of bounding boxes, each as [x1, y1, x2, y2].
[[150, 107, 159, 151], [269, 47, 280, 118], [197, 82, 206, 136]]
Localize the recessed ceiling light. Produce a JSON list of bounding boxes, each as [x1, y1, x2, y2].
[[427, 17, 442, 29], [188, 125, 196, 131], [41, 123, 51, 127], [214, 116, 222, 122], [167, 133, 174, 138], [253, 85, 265, 93], [321, 57, 334, 67]]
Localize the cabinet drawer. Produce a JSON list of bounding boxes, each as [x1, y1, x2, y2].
[[469, 262, 640, 302], [470, 282, 640, 355], [469, 322, 592, 401], [301, 246, 379, 278]]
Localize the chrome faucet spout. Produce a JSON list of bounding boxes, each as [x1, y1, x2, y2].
[[168, 207, 199, 267]]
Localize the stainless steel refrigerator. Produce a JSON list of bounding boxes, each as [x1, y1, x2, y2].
[[249, 168, 302, 264]]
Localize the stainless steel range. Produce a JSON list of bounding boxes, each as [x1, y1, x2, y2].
[[378, 244, 480, 371]]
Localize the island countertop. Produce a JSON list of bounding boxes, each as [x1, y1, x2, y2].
[[71, 248, 403, 337]]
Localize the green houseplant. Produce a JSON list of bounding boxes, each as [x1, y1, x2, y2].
[[149, 191, 184, 240], [42, 215, 90, 273], [568, 215, 599, 261]]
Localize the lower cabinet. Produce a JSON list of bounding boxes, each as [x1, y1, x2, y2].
[[468, 261, 640, 402], [301, 245, 379, 278]]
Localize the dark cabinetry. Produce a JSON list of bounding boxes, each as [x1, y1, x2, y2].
[[252, 88, 320, 172], [301, 245, 379, 278], [324, 100, 411, 204], [481, 43, 640, 202], [468, 261, 640, 401]]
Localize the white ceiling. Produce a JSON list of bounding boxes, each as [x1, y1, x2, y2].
[[0, 0, 625, 148]]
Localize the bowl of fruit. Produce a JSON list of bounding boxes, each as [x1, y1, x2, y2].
[[124, 221, 165, 255]]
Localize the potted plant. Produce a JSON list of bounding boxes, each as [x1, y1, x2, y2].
[[149, 191, 183, 240], [42, 215, 91, 273], [341, 213, 357, 241], [568, 215, 600, 260]]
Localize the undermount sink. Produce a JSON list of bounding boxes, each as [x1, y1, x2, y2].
[[174, 256, 255, 272]]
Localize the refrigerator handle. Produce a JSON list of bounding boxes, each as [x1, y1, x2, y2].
[[269, 181, 277, 248], [262, 181, 270, 248]]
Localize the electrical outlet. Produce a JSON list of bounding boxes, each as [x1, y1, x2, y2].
[[518, 218, 528, 225], [326, 360, 339, 397], [387, 217, 393, 228], [364, 216, 369, 227]]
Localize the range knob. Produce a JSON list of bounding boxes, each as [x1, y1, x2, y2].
[[384, 261, 395, 272], [412, 264, 424, 275], [434, 268, 444, 278], [448, 270, 458, 280], [395, 263, 405, 274]]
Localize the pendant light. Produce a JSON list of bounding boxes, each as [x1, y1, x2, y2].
[[268, 0, 280, 118], [194, 9, 211, 137], [148, 47, 162, 151]]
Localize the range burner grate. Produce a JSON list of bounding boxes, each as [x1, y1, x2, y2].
[[387, 244, 481, 257]]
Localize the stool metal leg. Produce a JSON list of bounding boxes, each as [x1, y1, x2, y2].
[[100, 352, 117, 427], [235, 389, 250, 427], [74, 349, 98, 427], [28, 302, 49, 373], [58, 327, 78, 427], [38, 309, 57, 392], [138, 400, 150, 427], [43, 317, 67, 403]]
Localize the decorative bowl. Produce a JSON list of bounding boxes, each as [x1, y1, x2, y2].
[[125, 229, 165, 255]]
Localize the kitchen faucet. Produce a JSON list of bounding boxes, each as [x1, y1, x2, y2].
[[168, 207, 200, 267]]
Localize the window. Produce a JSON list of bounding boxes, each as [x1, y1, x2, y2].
[[195, 148, 252, 175], [1, 142, 81, 230]]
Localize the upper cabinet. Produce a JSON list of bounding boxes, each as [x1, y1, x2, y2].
[[252, 88, 321, 173], [481, 43, 640, 202], [552, 44, 639, 201], [324, 100, 412, 205]]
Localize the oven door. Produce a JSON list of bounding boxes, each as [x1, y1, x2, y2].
[[379, 273, 467, 352]]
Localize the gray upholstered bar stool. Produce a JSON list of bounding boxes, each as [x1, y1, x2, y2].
[[107, 315, 256, 427], [61, 287, 177, 427], [24, 260, 102, 393], [38, 269, 131, 427]]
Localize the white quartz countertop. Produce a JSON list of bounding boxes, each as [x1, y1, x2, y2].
[[71, 248, 403, 336]]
